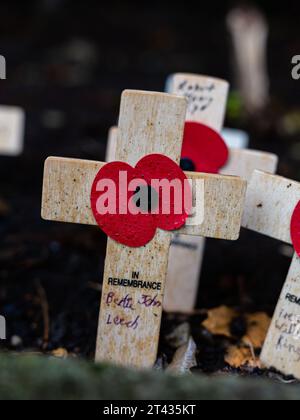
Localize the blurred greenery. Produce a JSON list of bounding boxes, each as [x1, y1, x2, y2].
[[0, 354, 300, 400]]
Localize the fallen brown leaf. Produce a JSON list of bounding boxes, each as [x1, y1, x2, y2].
[[202, 306, 237, 338], [242, 312, 271, 349], [225, 345, 262, 369], [51, 348, 68, 359]]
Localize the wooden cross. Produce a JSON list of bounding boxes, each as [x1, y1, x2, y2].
[[243, 170, 300, 379], [42, 90, 247, 368], [164, 73, 278, 312], [164, 74, 228, 312], [0, 106, 25, 156]]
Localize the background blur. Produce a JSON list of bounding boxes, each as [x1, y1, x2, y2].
[[0, 0, 300, 360]]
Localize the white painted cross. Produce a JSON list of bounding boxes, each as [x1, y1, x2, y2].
[[164, 73, 278, 312], [0, 106, 25, 156], [42, 90, 247, 368], [243, 171, 300, 379]]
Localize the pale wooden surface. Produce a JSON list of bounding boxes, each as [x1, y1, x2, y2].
[[221, 149, 278, 180], [97, 91, 188, 368], [242, 170, 300, 244], [164, 234, 205, 313], [42, 159, 247, 241], [260, 253, 300, 378], [106, 126, 118, 163], [105, 75, 246, 314], [43, 90, 188, 368], [243, 171, 300, 379], [42, 157, 105, 225], [0, 106, 25, 156], [179, 171, 246, 240], [42, 157, 246, 317], [42, 90, 246, 366], [42, 158, 246, 317], [106, 131, 278, 184], [166, 73, 229, 131], [165, 74, 229, 313]]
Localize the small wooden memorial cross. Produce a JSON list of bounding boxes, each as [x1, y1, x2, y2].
[[243, 171, 300, 379], [164, 73, 228, 312], [42, 90, 247, 368], [0, 106, 25, 156], [164, 73, 278, 313]]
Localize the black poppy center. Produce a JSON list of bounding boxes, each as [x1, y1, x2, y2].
[[180, 157, 196, 172]]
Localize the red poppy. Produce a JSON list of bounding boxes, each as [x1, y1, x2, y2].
[[91, 154, 192, 247], [291, 201, 300, 256], [180, 122, 229, 174]]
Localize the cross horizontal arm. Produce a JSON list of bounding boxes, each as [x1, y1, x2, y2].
[[42, 157, 247, 241], [179, 171, 246, 240], [42, 157, 103, 226], [242, 170, 300, 244], [221, 149, 278, 181]]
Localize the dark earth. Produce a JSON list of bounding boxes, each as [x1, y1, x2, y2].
[[1, 0, 300, 384]]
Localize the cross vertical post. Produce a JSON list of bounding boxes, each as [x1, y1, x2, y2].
[[164, 73, 278, 313], [243, 170, 300, 378], [96, 91, 187, 367], [42, 90, 247, 368]]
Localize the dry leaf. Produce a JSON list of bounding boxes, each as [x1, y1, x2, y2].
[[51, 348, 68, 359], [202, 306, 237, 337], [242, 312, 271, 348], [166, 338, 197, 374], [225, 345, 262, 369]]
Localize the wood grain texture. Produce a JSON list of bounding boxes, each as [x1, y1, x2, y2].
[[42, 90, 246, 366], [179, 171, 246, 240], [166, 73, 229, 131], [105, 124, 206, 314], [42, 159, 247, 241], [260, 253, 300, 378], [97, 90, 187, 368], [42, 157, 105, 225], [242, 171, 300, 244], [221, 149, 278, 181], [164, 234, 205, 313], [165, 73, 229, 313], [64, 73, 244, 316], [243, 171, 300, 379]]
